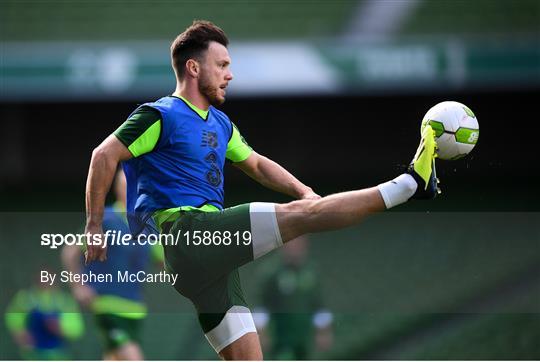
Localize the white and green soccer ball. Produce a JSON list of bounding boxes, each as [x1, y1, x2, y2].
[[422, 101, 479, 160]]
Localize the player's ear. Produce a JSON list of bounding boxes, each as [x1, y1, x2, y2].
[[185, 59, 199, 78]]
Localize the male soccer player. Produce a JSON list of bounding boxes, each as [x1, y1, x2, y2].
[[84, 20, 439, 360], [254, 236, 333, 360], [5, 271, 84, 360]]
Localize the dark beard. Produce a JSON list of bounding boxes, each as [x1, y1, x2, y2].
[[198, 74, 223, 106]]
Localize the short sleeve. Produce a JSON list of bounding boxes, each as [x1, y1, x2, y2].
[[5, 291, 29, 332], [114, 106, 162, 157], [226, 122, 253, 163]]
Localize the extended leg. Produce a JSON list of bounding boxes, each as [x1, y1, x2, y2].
[[276, 125, 439, 243], [276, 186, 388, 242]]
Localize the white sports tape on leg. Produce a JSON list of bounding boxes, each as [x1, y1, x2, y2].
[[205, 306, 257, 353], [249, 202, 283, 259]]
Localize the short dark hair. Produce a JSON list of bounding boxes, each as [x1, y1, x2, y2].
[[171, 20, 229, 80]]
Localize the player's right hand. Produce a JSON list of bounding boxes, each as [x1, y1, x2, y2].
[[72, 284, 97, 308], [84, 224, 107, 264]]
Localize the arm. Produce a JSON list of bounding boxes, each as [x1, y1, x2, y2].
[[234, 151, 320, 200], [86, 106, 162, 263], [5, 291, 34, 349], [58, 293, 85, 340], [85, 135, 132, 263], [61, 245, 96, 307]]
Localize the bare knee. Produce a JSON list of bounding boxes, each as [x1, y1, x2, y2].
[[276, 199, 320, 242], [218, 332, 262, 360]]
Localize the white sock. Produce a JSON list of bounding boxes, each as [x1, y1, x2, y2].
[[377, 174, 418, 209]]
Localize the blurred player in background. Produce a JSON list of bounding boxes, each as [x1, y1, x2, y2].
[[84, 20, 439, 360], [4, 271, 84, 360], [62, 169, 163, 360], [254, 236, 333, 360]]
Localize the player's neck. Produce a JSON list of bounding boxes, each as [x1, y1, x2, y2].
[[173, 85, 209, 111]]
